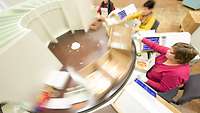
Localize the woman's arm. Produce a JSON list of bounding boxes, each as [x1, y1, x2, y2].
[[142, 38, 169, 54], [97, 5, 102, 15], [110, 2, 115, 11], [124, 11, 142, 22]]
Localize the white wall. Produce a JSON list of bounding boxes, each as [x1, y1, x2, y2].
[[0, 0, 26, 7], [0, 31, 62, 103], [0, 0, 96, 104], [0, 1, 7, 11], [20, 0, 96, 45]]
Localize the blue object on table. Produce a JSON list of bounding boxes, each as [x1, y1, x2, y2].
[[183, 0, 200, 10], [143, 37, 159, 51], [134, 78, 157, 97], [118, 10, 127, 20]]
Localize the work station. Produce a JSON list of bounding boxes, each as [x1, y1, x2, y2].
[[0, 0, 200, 113]]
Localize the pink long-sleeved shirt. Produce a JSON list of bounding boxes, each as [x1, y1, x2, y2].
[[142, 38, 189, 92]]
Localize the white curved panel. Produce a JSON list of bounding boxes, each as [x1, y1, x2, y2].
[[0, 0, 95, 104], [28, 18, 52, 45], [0, 0, 25, 7], [1, 0, 96, 47], [38, 3, 69, 38], [60, 0, 83, 31], [74, 0, 96, 32], [0, 31, 62, 103]]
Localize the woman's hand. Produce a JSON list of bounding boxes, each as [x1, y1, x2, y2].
[[133, 31, 144, 41]]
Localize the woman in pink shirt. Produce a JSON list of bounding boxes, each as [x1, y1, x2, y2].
[[139, 38, 198, 92]]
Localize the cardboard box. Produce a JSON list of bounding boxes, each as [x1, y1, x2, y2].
[[180, 11, 200, 34], [89, 19, 102, 31], [108, 24, 132, 51]]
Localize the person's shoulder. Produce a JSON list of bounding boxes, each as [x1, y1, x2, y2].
[[163, 65, 188, 73], [173, 64, 190, 70], [133, 11, 143, 16], [176, 64, 190, 74], [179, 64, 190, 68]]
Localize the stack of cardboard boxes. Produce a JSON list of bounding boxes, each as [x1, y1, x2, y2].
[[180, 11, 200, 34]]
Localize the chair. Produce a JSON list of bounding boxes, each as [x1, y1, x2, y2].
[[176, 74, 200, 105], [158, 88, 179, 103], [158, 73, 200, 105], [151, 19, 160, 31]]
